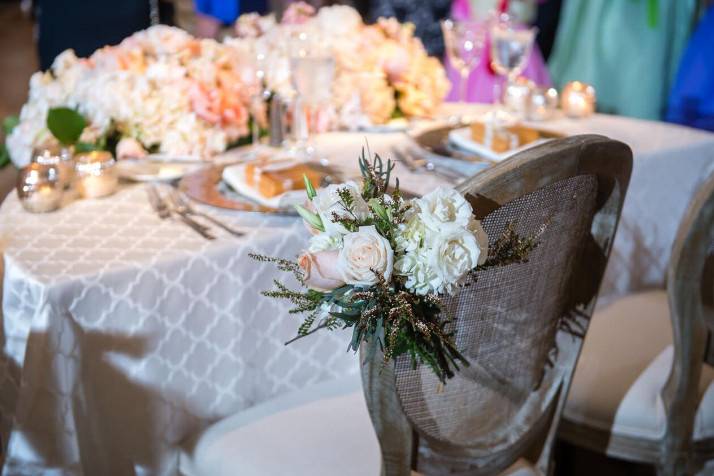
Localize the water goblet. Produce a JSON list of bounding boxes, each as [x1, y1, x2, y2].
[[490, 17, 537, 123], [441, 19, 487, 122]]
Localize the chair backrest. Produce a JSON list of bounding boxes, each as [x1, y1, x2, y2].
[[661, 172, 714, 473], [360, 135, 633, 476]]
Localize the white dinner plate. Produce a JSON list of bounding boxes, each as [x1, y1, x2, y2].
[[357, 118, 409, 133], [221, 162, 307, 210], [117, 159, 204, 182], [447, 126, 552, 163]]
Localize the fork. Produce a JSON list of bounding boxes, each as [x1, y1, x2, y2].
[[168, 188, 244, 237], [146, 184, 171, 219], [392, 147, 462, 183]]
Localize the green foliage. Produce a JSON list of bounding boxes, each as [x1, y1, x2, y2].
[[303, 174, 317, 200], [47, 107, 86, 145], [0, 115, 19, 168], [358, 147, 395, 199], [295, 204, 324, 232]]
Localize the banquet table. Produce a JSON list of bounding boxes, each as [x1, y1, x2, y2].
[[1, 106, 714, 475]]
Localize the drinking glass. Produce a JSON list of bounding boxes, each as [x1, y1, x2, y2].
[[441, 19, 487, 116], [288, 30, 334, 159], [490, 17, 537, 122]]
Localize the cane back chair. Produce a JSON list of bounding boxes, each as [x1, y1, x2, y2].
[[560, 172, 714, 475], [361, 134, 632, 475]]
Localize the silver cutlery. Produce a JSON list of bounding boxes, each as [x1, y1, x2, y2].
[[163, 191, 216, 240], [167, 188, 244, 237], [146, 184, 171, 219], [392, 146, 463, 183]]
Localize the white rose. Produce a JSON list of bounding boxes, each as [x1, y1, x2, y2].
[[415, 187, 473, 231], [429, 226, 483, 293], [313, 182, 370, 235], [338, 226, 394, 286]]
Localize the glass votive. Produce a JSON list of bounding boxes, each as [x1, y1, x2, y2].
[[561, 81, 596, 118], [32, 144, 75, 189], [16, 162, 63, 213], [503, 77, 534, 116], [528, 87, 559, 121], [75, 151, 118, 199]]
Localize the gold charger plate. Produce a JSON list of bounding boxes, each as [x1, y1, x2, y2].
[[178, 163, 282, 213]]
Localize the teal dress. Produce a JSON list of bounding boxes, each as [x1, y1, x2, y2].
[[548, 0, 696, 120]]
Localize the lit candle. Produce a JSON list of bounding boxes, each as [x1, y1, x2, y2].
[[75, 151, 119, 199], [561, 81, 596, 118], [528, 87, 558, 121], [17, 163, 63, 213]]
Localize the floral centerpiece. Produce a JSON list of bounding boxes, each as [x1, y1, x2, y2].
[[7, 26, 259, 167], [253, 151, 541, 382], [230, 3, 451, 129]]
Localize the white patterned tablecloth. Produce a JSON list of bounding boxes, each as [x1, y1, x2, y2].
[[0, 110, 713, 475]]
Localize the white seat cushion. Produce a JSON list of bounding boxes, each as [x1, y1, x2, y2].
[[180, 374, 381, 476], [181, 375, 542, 476], [564, 290, 714, 441]]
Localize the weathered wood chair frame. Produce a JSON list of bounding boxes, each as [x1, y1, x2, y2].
[[359, 135, 633, 476], [559, 172, 714, 475]]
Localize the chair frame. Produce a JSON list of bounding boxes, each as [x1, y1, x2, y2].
[[559, 172, 714, 475], [360, 135, 633, 476]]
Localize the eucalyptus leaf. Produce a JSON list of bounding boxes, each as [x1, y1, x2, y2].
[[47, 107, 86, 145]]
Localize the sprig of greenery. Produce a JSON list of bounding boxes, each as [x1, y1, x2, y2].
[[359, 147, 395, 199]]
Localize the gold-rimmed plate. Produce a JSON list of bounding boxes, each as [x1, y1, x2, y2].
[[178, 163, 283, 213]]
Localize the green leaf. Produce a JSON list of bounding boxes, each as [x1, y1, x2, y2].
[[46, 107, 86, 145], [294, 204, 325, 232], [368, 198, 389, 222], [304, 174, 317, 200], [2, 115, 19, 135], [0, 144, 10, 168]]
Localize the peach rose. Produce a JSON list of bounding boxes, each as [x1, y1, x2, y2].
[[116, 137, 147, 160], [298, 251, 345, 291]]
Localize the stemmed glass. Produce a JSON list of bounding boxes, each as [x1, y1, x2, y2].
[[288, 29, 335, 160], [489, 16, 537, 123], [249, 43, 271, 155], [441, 19, 487, 121]]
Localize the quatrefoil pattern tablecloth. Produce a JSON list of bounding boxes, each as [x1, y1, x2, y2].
[[1, 115, 713, 475]]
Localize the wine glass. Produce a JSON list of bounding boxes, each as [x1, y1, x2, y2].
[[489, 17, 537, 123], [441, 19, 487, 121], [288, 30, 335, 160]]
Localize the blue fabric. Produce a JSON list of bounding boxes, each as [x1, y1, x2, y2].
[[194, 0, 240, 24], [666, 5, 714, 132]]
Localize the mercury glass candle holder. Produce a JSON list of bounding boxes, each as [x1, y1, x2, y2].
[[32, 145, 75, 189], [527, 87, 559, 121], [75, 151, 118, 199], [17, 162, 63, 213], [503, 76, 534, 117], [561, 81, 596, 118]]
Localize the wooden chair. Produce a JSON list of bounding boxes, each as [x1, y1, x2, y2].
[[559, 172, 714, 475], [178, 135, 632, 476]]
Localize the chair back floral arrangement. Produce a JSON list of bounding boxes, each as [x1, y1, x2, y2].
[[253, 151, 542, 382]]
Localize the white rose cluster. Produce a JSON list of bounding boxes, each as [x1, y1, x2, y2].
[[395, 187, 488, 295], [298, 182, 487, 296]]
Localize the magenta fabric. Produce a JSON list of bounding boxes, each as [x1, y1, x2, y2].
[[446, 0, 552, 103]]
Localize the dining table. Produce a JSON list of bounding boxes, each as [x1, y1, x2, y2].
[[1, 104, 713, 475]]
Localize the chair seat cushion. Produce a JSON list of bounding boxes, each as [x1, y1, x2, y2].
[[179, 374, 381, 476], [564, 290, 714, 441]]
